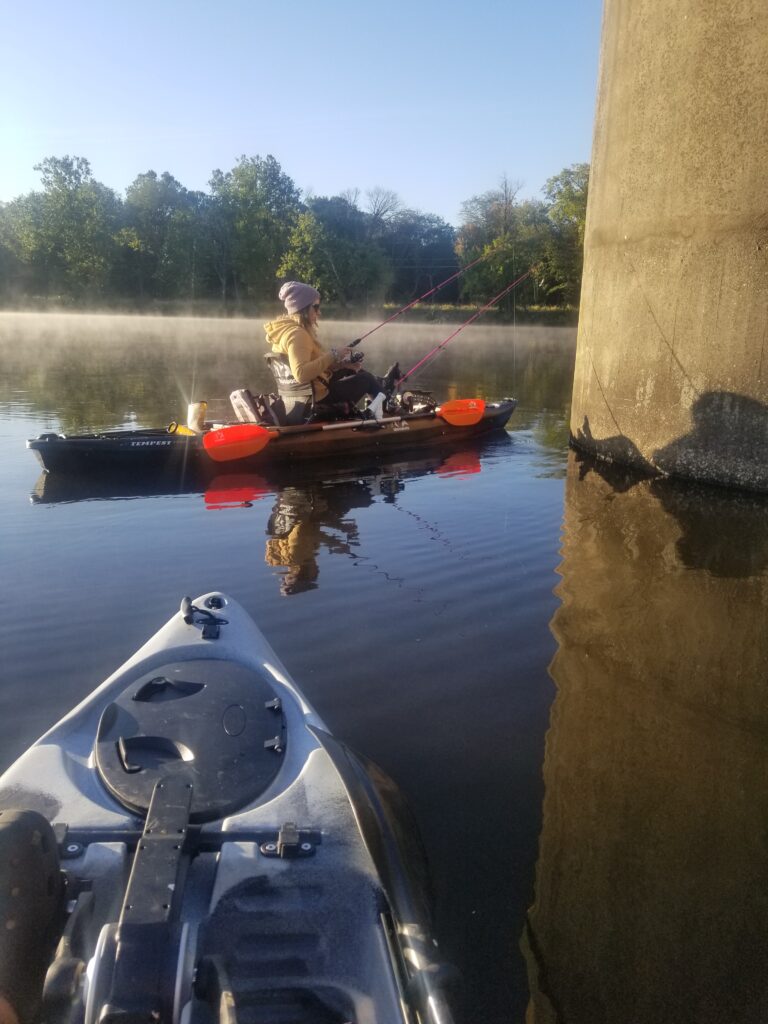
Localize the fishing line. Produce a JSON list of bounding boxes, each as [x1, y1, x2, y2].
[[398, 268, 533, 385], [512, 265, 517, 390], [351, 248, 498, 345]]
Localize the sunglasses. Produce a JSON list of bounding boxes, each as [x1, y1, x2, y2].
[[312, 303, 321, 311]]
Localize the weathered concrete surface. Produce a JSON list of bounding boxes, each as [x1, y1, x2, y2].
[[572, 0, 768, 491], [524, 452, 768, 1023]]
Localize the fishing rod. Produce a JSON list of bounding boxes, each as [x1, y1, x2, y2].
[[398, 268, 533, 386], [349, 248, 497, 347]]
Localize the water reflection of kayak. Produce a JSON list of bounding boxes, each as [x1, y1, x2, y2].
[[0, 593, 455, 1024], [27, 398, 516, 475], [30, 441, 496, 506]]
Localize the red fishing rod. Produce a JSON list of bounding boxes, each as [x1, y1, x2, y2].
[[349, 248, 495, 347], [397, 268, 533, 386]]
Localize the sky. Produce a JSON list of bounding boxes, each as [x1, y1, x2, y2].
[[0, 0, 604, 227]]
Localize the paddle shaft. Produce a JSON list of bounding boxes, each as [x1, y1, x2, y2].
[[261, 405, 485, 436], [202, 401, 496, 463]]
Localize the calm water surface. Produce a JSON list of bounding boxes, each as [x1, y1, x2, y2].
[[1, 311, 767, 1023]]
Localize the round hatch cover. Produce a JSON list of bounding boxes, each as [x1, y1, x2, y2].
[[94, 659, 286, 822]]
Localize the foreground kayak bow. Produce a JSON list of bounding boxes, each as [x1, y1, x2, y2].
[[0, 594, 455, 1024]]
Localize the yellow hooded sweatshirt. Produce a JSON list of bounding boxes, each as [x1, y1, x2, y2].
[[263, 314, 335, 401]]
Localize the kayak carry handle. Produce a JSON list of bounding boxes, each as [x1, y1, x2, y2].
[[180, 597, 227, 639]]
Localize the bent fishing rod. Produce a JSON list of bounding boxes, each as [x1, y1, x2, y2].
[[349, 247, 500, 347], [397, 268, 533, 386]]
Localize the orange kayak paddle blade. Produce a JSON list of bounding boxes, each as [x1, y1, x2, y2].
[[202, 424, 273, 463], [436, 399, 486, 427]]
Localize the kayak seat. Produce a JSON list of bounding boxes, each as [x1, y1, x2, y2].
[[263, 354, 353, 426], [230, 389, 284, 427], [0, 809, 66, 1024], [264, 354, 314, 425]]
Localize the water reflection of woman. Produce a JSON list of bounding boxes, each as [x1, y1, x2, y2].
[[264, 484, 365, 596], [264, 281, 387, 419]]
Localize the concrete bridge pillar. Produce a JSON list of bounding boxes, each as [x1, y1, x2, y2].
[[571, 0, 768, 491]]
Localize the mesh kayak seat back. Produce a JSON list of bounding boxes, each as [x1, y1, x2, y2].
[[264, 353, 315, 425], [230, 389, 284, 426]]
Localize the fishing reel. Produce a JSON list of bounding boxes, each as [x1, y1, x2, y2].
[[396, 390, 437, 414]]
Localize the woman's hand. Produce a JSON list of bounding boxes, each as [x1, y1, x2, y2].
[[330, 347, 358, 367]]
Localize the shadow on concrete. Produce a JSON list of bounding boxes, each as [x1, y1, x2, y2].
[[571, 415, 657, 492], [573, 411, 655, 483], [573, 391, 768, 494], [652, 390, 768, 492], [572, 412, 768, 578]]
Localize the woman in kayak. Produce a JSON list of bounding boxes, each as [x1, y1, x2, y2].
[[264, 281, 387, 420]]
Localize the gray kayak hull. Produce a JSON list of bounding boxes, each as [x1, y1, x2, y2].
[[0, 593, 453, 1024]]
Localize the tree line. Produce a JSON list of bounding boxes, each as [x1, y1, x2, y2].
[[0, 155, 588, 314]]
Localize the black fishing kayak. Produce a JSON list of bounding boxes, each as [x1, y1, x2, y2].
[[0, 593, 454, 1024], [27, 399, 516, 475]]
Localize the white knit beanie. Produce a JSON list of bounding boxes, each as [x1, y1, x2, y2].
[[279, 281, 320, 314]]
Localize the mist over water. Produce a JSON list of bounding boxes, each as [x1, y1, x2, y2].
[[2, 313, 764, 1022], [0, 310, 574, 434]]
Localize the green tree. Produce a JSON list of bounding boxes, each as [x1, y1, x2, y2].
[[122, 171, 206, 300], [457, 176, 548, 308], [0, 198, 39, 296], [279, 203, 391, 306], [209, 155, 302, 303], [543, 163, 589, 241], [310, 195, 368, 244], [364, 187, 402, 241], [540, 163, 589, 304], [309, 194, 391, 304], [36, 156, 121, 298], [277, 211, 337, 297], [5, 157, 122, 300], [382, 209, 458, 303]]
